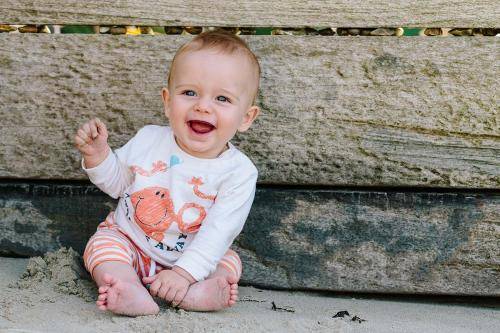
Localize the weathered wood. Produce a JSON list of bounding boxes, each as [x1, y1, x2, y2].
[[0, 1, 498, 27], [240, 188, 500, 295], [1, 182, 499, 296], [1, 35, 498, 187], [0, 184, 113, 257]]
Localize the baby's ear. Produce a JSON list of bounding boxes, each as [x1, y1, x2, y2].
[[238, 105, 260, 132], [162, 88, 171, 118]]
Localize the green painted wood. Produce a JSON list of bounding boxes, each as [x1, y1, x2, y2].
[[0, 35, 498, 187], [1, 182, 499, 295], [1, 1, 498, 27]]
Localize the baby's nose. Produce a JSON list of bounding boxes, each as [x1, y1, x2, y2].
[[194, 101, 212, 113]]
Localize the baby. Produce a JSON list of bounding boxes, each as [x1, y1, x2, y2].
[[74, 30, 261, 316]]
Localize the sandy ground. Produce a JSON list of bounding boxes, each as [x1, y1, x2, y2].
[[0, 250, 498, 333]]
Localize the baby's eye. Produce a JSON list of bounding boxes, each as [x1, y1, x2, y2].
[[216, 95, 230, 103], [183, 90, 196, 97]]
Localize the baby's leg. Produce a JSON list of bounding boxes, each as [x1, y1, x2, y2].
[[179, 249, 240, 311], [93, 261, 159, 316], [83, 214, 158, 316]]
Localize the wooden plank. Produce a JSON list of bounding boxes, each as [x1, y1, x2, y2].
[[1, 182, 498, 296], [1, 0, 499, 27], [1, 35, 499, 187]]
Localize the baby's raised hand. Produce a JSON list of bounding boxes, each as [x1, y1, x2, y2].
[[143, 270, 190, 307], [74, 118, 110, 168]]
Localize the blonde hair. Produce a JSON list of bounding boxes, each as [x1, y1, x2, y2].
[[167, 30, 261, 102]]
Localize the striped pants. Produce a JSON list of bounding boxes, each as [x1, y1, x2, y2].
[[83, 212, 242, 280]]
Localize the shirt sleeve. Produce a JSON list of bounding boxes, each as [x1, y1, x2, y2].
[[174, 164, 258, 281], [82, 129, 142, 199], [83, 150, 134, 199]]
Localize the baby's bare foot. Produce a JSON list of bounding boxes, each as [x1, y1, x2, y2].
[[96, 273, 159, 316], [179, 275, 239, 311]]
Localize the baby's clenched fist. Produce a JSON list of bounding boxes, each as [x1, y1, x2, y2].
[[74, 118, 110, 168]]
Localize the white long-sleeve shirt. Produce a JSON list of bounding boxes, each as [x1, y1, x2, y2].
[[84, 125, 257, 281]]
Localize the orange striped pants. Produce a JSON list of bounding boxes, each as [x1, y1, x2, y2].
[[83, 212, 242, 280]]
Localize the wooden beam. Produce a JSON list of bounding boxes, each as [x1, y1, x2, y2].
[[1, 182, 498, 295], [0, 35, 498, 187], [0, 1, 498, 27]]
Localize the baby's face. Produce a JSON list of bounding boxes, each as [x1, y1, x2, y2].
[[162, 49, 259, 159]]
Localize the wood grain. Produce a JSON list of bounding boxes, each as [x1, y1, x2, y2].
[[1, 182, 498, 295], [0, 35, 499, 187], [1, 0, 499, 27]]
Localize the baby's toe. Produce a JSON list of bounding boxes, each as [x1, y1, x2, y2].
[[228, 295, 238, 306], [98, 285, 110, 293], [97, 293, 107, 301]]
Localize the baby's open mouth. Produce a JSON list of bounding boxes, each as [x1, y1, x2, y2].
[[188, 120, 215, 134]]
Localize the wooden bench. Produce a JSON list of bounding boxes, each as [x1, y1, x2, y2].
[[1, 1, 499, 296]]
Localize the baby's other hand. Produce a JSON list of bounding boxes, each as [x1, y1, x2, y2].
[[143, 270, 190, 307], [74, 118, 110, 167]]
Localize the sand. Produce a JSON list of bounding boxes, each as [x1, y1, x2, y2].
[[0, 248, 498, 333]]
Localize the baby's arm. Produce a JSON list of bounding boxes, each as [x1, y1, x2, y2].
[[174, 166, 258, 281], [74, 118, 133, 198]]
